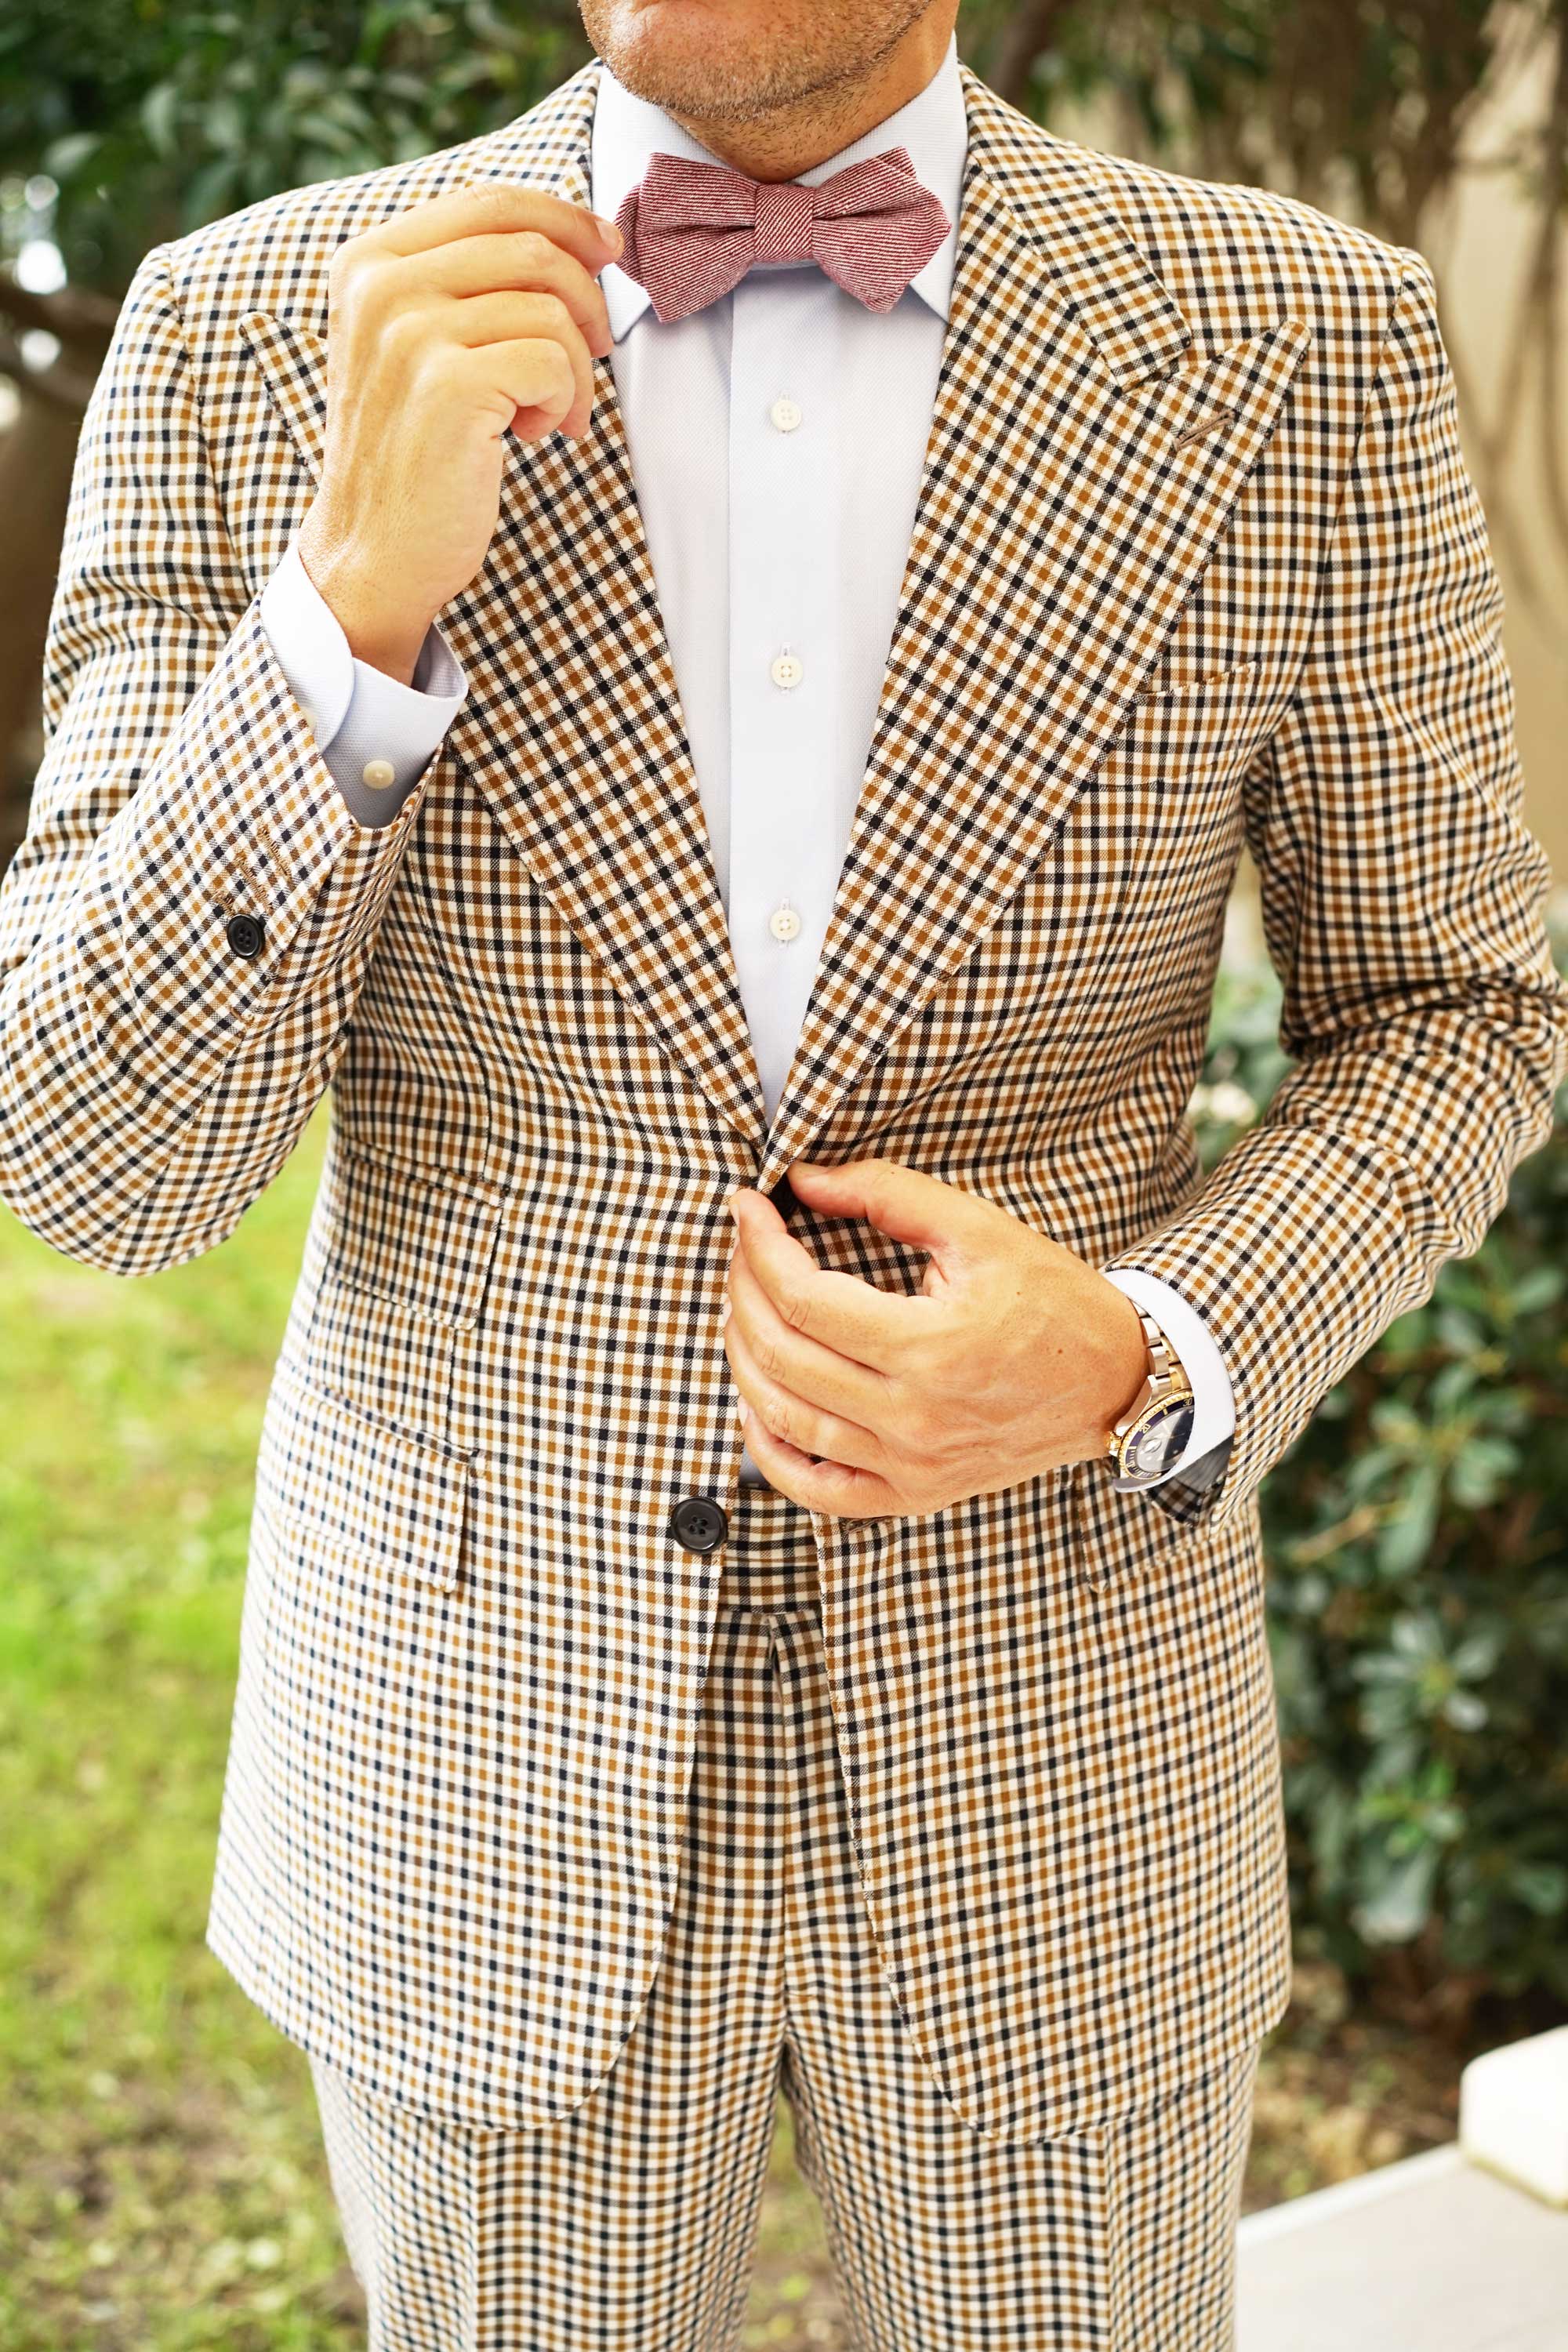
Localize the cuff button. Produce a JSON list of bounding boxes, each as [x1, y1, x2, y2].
[[226, 912, 265, 960], [361, 758, 397, 791]]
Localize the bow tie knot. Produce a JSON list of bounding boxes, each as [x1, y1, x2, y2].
[[612, 145, 950, 324]]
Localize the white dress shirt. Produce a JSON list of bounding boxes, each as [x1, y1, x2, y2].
[[260, 30, 1235, 1491]]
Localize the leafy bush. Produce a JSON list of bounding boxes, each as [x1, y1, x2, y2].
[[1193, 900, 1568, 2022], [1, 0, 584, 292]]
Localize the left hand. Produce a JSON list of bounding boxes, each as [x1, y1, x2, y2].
[[721, 1156, 1149, 1519]]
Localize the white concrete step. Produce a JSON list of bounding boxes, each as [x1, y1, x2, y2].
[[1463, 2024, 1568, 2208], [1238, 2135, 1568, 2351]]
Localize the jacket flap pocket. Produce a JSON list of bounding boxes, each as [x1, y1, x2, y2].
[[260, 1366, 475, 1593], [1069, 1454, 1205, 1595]]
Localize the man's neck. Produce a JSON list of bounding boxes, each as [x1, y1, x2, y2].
[[652, 16, 954, 183]]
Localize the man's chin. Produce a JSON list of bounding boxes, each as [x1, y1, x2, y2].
[[584, 0, 825, 125]]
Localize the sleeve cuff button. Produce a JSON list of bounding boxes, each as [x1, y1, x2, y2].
[[361, 757, 397, 791]]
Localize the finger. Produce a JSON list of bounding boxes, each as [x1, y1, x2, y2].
[[724, 1275, 888, 1476], [727, 1237, 891, 1438], [446, 291, 605, 390], [457, 335, 586, 440], [787, 1156, 989, 1260], [737, 1404, 902, 1519], [426, 232, 614, 349], [368, 180, 619, 269], [729, 1193, 938, 1372]]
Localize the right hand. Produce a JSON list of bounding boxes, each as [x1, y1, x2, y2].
[[295, 182, 622, 684]]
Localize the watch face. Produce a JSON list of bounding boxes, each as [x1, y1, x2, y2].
[[1123, 1395, 1195, 1477]]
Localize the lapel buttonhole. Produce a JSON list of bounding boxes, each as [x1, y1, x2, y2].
[[1172, 405, 1240, 452]]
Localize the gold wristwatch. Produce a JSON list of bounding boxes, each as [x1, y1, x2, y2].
[[1103, 1304, 1196, 1489]]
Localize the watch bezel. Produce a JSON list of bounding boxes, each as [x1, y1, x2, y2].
[[1108, 1390, 1196, 1485]]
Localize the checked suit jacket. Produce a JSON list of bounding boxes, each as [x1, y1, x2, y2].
[[3, 53, 1565, 2145]]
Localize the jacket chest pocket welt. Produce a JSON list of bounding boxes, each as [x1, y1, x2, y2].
[[1081, 655, 1276, 912], [851, 657, 1279, 1116], [292, 1137, 506, 1463]]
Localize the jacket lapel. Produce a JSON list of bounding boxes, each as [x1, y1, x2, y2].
[[242, 61, 773, 1149], [240, 57, 1312, 1181], [750, 70, 1313, 1197]]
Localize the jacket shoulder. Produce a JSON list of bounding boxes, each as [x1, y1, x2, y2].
[[1056, 133, 1416, 350]]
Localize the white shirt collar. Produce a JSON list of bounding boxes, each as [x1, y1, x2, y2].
[[592, 30, 965, 343]]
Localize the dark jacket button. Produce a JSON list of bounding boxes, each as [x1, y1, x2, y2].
[[226, 912, 265, 960], [669, 1494, 728, 1554]]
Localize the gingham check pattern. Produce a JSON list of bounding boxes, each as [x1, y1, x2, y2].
[[612, 143, 953, 321], [304, 1483, 1261, 2352], [2, 53, 1564, 2143]]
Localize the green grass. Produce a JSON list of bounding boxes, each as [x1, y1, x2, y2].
[[0, 1104, 1468, 2348], [1, 1109, 354, 2350]]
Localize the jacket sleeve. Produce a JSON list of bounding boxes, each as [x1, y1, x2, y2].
[[0, 241, 439, 1276], [1099, 245, 1568, 1534]]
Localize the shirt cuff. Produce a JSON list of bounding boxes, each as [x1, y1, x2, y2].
[[259, 537, 467, 828], [1098, 1267, 1236, 1488]]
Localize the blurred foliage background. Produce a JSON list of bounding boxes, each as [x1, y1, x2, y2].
[[2, 3, 1566, 2347]]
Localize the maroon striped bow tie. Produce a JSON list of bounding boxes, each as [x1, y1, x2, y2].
[[612, 144, 951, 324]]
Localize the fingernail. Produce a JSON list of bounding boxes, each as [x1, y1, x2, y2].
[[595, 213, 623, 251], [736, 1399, 750, 1426], [719, 1295, 731, 1324]]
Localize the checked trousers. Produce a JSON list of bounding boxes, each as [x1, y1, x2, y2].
[[307, 1481, 1260, 2350]]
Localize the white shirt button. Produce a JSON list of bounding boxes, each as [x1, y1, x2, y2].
[[770, 652, 804, 690], [770, 394, 803, 432], [769, 902, 802, 942], [361, 758, 397, 791]]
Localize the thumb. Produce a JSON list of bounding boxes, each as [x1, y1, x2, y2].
[[786, 1156, 988, 1268]]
